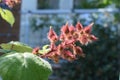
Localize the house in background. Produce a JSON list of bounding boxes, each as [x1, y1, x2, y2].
[[0, 0, 76, 45], [20, 0, 119, 47], [20, 0, 74, 47], [0, 0, 118, 47]]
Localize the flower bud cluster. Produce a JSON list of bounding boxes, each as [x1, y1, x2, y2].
[[2, 0, 21, 8], [41, 22, 98, 63]]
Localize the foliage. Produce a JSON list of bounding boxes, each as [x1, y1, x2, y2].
[[0, 52, 52, 80], [0, 0, 21, 26], [0, 1, 53, 80], [0, 4, 15, 26], [0, 41, 33, 53], [74, 0, 120, 8], [0, 41, 53, 80], [30, 15, 65, 32]]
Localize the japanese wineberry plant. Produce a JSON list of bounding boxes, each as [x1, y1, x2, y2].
[[0, 0, 98, 80]]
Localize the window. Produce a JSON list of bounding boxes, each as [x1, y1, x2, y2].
[[37, 0, 59, 9], [74, 0, 91, 9]]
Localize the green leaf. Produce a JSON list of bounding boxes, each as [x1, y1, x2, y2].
[[0, 49, 15, 53], [0, 41, 33, 53], [0, 7, 15, 26], [38, 45, 50, 55], [42, 45, 49, 50], [0, 52, 52, 80]]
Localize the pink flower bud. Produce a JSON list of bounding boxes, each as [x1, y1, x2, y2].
[[59, 33, 65, 41], [50, 43, 57, 51], [47, 51, 59, 63], [73, 46, 85, 57], [61, 50, 76, 61], [69, 25, 75, 34], [4, 0, 21, 8], [89, 35, 98, 41], [57, 44, 64, 54], [61, 23, 69, 35], [83, 23, 94, 34], [63, 39, 75, 45], [73, 32, 79, 40], [76, 22, 83, 31], [32, 47, 40, 54], [48, 27, 58, 43], [79, 34, 89, 45]]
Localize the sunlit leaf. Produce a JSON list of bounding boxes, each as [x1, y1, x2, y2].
[[103, 0, 108, 4], [42, 45, 49, 50], [0, 41, 33, 53], [0, 7, 15, 26], [0, 52, 52, 80], [0, 49, 16, 53], [38, 45, 50, 55], [38, 49, 50, 55]]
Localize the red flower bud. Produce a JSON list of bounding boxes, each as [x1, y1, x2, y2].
[[4, 0, 21, 8], [47, 51, 59, 63], [79, 34, 89, 45], [61, 23, 69, 35], [89, 35, 98, 41], [48, 27, 58, 43], [59, 33, 65, 41], [73, 32, 79, 40], [57, 44, 64, 55], [61, 50, 76, 61], [73, 46, 85, 57], [76, 22, 83, 31], [50, 43, 57, 51], [32, 47, 40, 54], [63, 39, 75, 45], [84, 23, 94, 34], [65, 51, 76, 61], [69, 25, 75, 34]]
